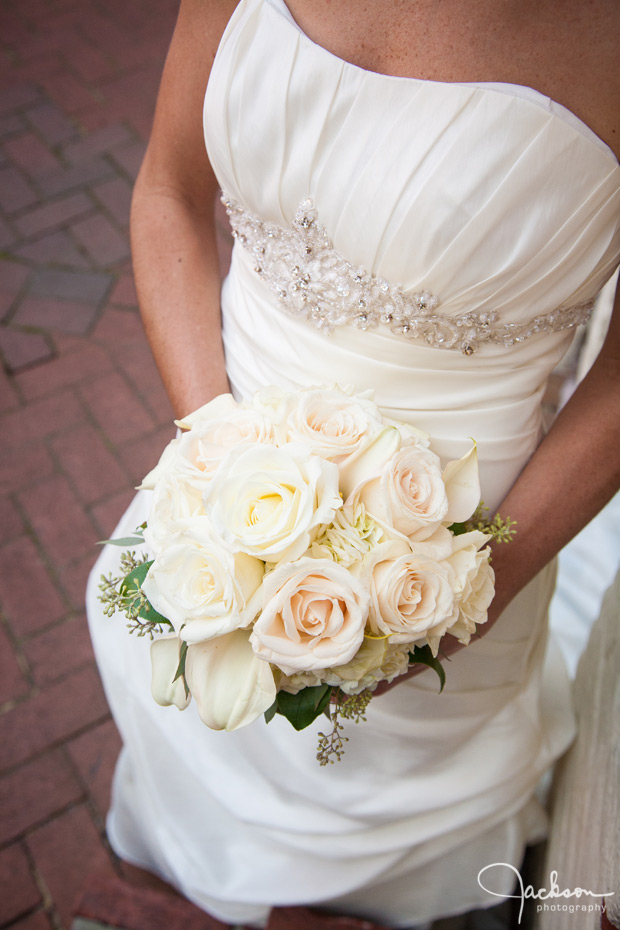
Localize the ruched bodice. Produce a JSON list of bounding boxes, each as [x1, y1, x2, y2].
[[204, 0, 620, 512], [86, 2, 620, 926]]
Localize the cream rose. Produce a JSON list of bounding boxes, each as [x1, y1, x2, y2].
[[250, 556, 370, 673], [353, 446, 449, 540], [205, 444, 341, 563], [285, 385, 383, 462], [142, 525, 264, 643], [446, 530, 495, 644], [367, 543, 455, 645], [175, 396, 280, 481], [142, 394, 277, 494]]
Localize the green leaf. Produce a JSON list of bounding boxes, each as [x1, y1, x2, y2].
[[275, 685, 332, 731], [119, 561, 171, 626], [408, 644, 446, 692], [173, 640, 189, 698], [137, 599, 171, 625], [97, 536, 146, 547], [173, 639, 188, 682], [264, 700, 278, 724], [119, 560, 153, 594], [447, 522, 468, 537]]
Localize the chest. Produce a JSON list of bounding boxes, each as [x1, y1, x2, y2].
[[283, 0, 620, 158]]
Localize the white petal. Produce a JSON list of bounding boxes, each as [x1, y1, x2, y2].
[[339, 426, 401, 499], [443, 443, 481, 523], [450, 528, 491, 553], [150, 635, 191, 710], [185, 630, 276, 731], [138, 437, 181, 490], [174, 393, 239, 430]]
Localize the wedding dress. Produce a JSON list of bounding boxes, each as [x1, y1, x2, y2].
[[86, 0, 620, 926]]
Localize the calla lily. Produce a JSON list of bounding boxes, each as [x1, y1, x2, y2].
[[443, 443, 481, 523], [150, 635, 192, 710], [339, 426, 401, 500], [185, 629, 276, 731]]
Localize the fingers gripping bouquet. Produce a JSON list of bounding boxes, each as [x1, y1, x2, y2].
[[100, 385, 513, 764]]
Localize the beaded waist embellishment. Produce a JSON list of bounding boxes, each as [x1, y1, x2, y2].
[[222, 194, 595, 355]]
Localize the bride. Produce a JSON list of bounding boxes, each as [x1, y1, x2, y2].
[[87, 0, 620, 927]]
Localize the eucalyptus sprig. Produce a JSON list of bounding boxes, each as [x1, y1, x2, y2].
[[98, 550, 171, 638], [451, 501, 517, 545], [316, 689, 373, 765]]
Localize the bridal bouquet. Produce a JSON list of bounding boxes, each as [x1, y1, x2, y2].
[[100, 385, 511, 763]]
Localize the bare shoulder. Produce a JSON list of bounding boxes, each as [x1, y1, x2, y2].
[[558, 0, 620, 157]]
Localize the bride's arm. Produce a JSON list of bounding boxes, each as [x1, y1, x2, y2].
[[487, 285, 620, 623], [130, 0, 238, 418], [377, 287, 620, 693]]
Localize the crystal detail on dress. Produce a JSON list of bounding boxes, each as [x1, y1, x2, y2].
[[222, 194, 596, 355]]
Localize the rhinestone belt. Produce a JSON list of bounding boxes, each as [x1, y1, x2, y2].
[[222, 194, 594, 355]]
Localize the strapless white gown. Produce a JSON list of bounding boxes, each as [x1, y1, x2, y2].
[[86, 0, 620, 926]]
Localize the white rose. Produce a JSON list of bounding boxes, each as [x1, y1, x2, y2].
[[367, 544, 455, 645], [144, 471, 208, 556], [185, 629, 276, 731], [355, 446, 449, 540], [323, 636, 411, 694], [250, 384, 293, 430], [142, 525, 264, 643], [285, 385, 383, 462], [250, 556, 370, 673], [205, 444, 341, 563], [446, 530, 495, 644], [138, 435, 182, 490]]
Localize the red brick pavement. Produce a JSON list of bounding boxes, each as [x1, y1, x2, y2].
[[0, 2, 233, 927]]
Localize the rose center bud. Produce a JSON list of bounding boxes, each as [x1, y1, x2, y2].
[[193, 568, 216, 599], [248, 493, 283, 527], [400, 576, 422, 611], [403, 471, 425, 501], [308, 596, 334, 631]]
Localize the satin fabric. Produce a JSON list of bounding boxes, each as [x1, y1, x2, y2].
[[87, 0, 620, 925]]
